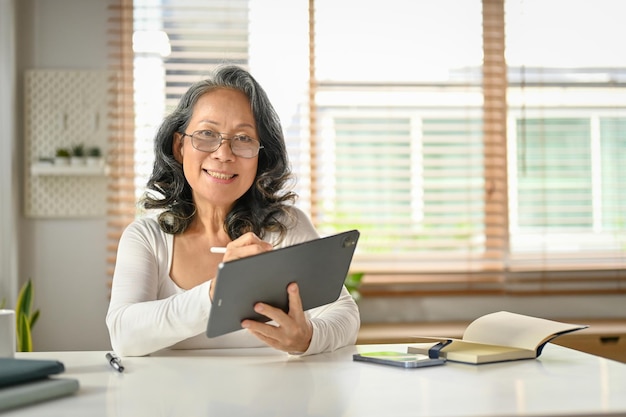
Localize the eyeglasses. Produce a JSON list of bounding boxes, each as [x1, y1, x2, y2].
[[181, 130, 264, 159]]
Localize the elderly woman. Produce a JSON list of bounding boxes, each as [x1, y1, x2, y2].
[[106, 65, 360, 357]]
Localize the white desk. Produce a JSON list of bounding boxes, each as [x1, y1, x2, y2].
[[8, 344, 626, 417]]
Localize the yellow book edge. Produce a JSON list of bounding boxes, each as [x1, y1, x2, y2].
[[407, 338, 538, 364]]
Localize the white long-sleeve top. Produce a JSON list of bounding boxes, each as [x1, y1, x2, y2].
[[106, 207, 360, 357]]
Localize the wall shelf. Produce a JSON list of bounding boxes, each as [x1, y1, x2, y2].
[[30, 163, 109, 177], [24, 70, 109, 218]]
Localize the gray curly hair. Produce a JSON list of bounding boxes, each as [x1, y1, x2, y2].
[[141, 65, 297, 241]]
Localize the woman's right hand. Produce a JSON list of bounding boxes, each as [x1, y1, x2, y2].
[[209, 232, 273, 300]]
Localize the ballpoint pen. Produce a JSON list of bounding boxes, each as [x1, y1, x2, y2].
[[106, 352, 125, 373]]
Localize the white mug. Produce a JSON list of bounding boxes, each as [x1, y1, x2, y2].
[[0, 309, 16, 358]]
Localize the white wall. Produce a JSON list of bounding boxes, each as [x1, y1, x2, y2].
[[16, 0, 111, 351], [0, 0, 19, 310]]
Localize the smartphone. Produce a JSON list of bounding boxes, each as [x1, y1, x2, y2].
[[353, 351, 446, 368]]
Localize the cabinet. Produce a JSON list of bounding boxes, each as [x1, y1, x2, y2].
[[24, 70, 110, 218]]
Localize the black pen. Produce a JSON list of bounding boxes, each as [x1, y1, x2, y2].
[[106, 352, 125, 373]]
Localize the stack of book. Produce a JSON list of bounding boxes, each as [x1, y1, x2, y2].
[[0, 358, 79, 411]]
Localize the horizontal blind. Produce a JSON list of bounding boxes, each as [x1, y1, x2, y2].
[[315, 112, 487, 256], [313, 0, 488, 278], [307, 0, 317, 219], [133, 0, 250, 202], [600, 118, 626, 229], [505, 0, 626, 293], [482, 0, 508, 276], [108, 0, 626, 296], [515, 118, 592, 229], [106, 0, 250, 288], [107, 0, 137, 285]]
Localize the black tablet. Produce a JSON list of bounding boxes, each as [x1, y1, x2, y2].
[[206, 229, 360, 338]]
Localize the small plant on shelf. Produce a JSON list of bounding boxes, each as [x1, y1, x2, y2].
[[54, 147, 71, 166], [87, 146, 101, 157], [71, 143, 85, 157], [55, 148, 70, 158], [70, 143, 86, 166], [86, 146, 103, 166]]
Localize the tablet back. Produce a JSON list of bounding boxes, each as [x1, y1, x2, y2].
[[206, 229, 360, 338]]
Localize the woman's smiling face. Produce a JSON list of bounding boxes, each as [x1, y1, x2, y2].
[[173, 88, 259, 210]]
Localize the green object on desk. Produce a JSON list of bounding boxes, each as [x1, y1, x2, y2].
[[0, 358, 79, 412], [0, 358, 64, 387]]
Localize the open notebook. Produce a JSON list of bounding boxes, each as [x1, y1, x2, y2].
[[407, 311, 588, 364]]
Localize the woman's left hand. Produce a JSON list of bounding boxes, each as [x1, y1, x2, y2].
[[241, 282, 313, 354]]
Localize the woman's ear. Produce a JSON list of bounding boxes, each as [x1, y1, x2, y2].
[[172, 132, 184, 163]]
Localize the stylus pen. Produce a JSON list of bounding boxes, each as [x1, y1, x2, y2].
[[210, 247, 227, 254], [106, 352, 125, 373]]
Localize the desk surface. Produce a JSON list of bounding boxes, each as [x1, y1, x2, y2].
[[9, 344, 626, 417]]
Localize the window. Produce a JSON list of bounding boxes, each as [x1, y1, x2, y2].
[[505, 0, 626, 280], [107, 0, 626, 294]]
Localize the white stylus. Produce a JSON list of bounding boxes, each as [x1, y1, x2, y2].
[[210, 247, 227, 254]]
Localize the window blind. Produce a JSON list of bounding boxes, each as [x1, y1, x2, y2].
[[106, 0, 251, 286], [313, 0, 626, 294], [312, 0, 497, 290], [107, 0, 136, 285], [133, 0, 251, 203], [106, 0, 626, 296], [504, 0, 626, 293]]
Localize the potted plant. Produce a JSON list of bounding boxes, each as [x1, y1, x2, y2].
[[71, 143, 86, 166], [1, 279, 40, 352], [16, 279, 40, 352], [86, 146, 103, 167], [344, 272, 364, 303], [54, 147, 71, 166]]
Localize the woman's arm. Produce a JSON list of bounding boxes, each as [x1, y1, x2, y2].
[[268, 207, 362, 355], [302, 286, 360, 355], [105, 220, 212, 356]]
